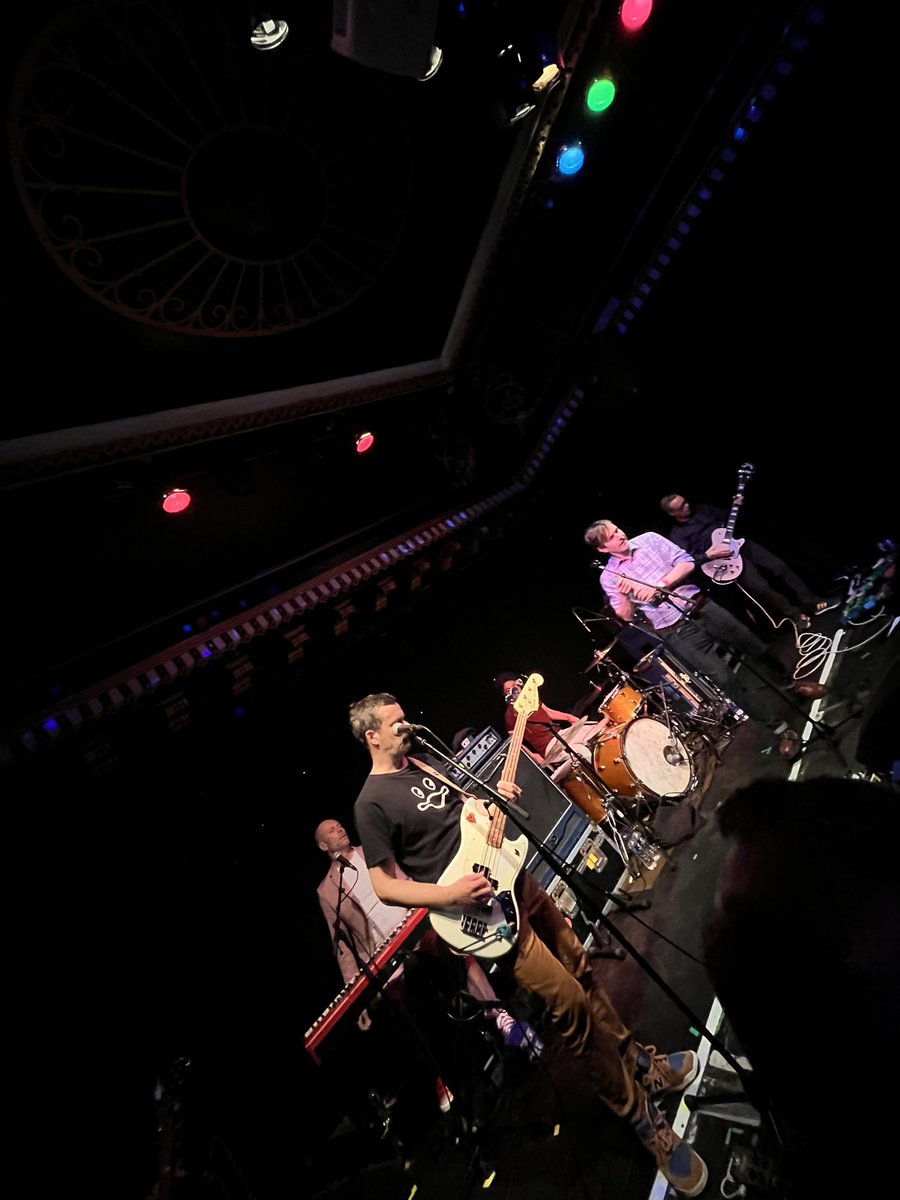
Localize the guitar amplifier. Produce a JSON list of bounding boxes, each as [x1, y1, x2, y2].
[[472, 740, 572, 846], [445, 726, 505, 787]]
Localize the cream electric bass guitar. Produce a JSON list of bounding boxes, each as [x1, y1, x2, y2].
[[701, 461, 755, 584], [429, 673, 543, 960]]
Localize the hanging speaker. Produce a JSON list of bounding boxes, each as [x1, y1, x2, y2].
[[331, 0, 440, 79]]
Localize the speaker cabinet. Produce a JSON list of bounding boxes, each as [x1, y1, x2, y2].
[[474, 741, 572, 847]]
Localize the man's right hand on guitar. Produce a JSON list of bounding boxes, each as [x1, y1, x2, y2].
[[447, 871, 495, 907], [705, 544, 734, 560]]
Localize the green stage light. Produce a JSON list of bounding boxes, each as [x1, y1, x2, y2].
[[586, 78, 616, 113]]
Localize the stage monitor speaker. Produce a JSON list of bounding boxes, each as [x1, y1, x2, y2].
[[331, 0, 439, 79], [474, 740, 571, 847]]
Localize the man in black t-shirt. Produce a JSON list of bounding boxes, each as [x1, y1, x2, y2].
[[349, 691, 708, 1198]]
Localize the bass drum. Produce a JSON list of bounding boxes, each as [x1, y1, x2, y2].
[[593, 717, 693, 803]]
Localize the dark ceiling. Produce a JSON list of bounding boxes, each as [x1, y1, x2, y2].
[[1, 0, 892, 748]]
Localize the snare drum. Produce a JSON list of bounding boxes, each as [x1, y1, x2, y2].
[[599, 681, 644, 726], [593, 717, 693, 802]]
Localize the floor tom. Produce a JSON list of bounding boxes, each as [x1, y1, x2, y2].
[[560, 770, 607, 825]]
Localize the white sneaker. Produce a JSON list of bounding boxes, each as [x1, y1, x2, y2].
[[435, 1077, 453, 1113], [495, 1010, 543, 1062]]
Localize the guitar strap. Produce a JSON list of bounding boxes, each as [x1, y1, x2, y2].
[[408, 755, 478, 801]]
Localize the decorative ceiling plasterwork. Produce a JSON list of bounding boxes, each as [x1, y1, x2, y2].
[[0, 363, 452, 485], [9, 0, 412, 337]]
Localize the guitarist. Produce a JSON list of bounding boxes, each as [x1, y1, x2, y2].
[[583, 519, 825, 748], [660, 492, 827, 630], [349, 691, 708, 1197]]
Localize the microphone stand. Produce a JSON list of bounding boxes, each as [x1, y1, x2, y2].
[[331, 858, 450, 1132], [405, 730, 757, 1106], [331, 861, 394, 1019], [332, 860, 400, 1018], [332, 858, 349, 955]]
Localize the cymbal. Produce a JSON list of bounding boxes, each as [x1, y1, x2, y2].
[[581, 636, 620, 674], [633, 645, 663, 675]]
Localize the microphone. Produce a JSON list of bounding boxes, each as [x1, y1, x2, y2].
[[392, 720, 428, 736], [335, 854, 356, 871]]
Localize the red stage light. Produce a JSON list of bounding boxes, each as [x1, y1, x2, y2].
[[162, 487, 192, 514], [620, 0, 653, 33], [355, 431, 375, 454]]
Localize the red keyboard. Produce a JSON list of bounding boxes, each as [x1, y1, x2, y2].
[[303, 907, 429, 1064]]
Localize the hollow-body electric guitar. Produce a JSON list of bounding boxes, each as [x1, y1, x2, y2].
[[428, 673, 543, 960], [701, 462, 756, 584]]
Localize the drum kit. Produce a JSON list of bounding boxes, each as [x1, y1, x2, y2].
[[548, 633, 748, 858]]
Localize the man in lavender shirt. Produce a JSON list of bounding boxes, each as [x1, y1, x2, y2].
[[583, 519, 791, 739]]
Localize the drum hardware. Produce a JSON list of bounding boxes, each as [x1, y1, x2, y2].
[[636, 645, 748, 759], [634, 644, 729, 718], [633, 645, 664, 675], [663, 742, 688, 767], [543, 721, 668, 881], [585, 721, 613, 752], [675, 690, 738, 754]]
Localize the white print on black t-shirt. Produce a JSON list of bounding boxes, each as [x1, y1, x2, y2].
[[411, 774, 450, 811]]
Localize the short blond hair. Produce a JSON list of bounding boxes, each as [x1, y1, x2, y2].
[[583, 519, 616, 549]]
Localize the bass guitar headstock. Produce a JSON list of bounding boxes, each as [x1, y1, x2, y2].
[[513, 673, 544, 719]]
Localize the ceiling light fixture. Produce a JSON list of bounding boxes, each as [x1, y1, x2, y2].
[[162, 487, 192, 514], [417, 45, 443, 81], [555, 141, 585, 177], [250, 14, 289, 51], [620, 0, 654, 34]]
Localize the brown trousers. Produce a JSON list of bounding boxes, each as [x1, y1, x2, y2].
[[512, 871, 641, 1117]]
